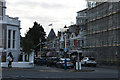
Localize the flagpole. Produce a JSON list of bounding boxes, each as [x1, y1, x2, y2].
[[48, 24, 53, 29], [51, 24, 53, 29], [51, 23, 53, 29]]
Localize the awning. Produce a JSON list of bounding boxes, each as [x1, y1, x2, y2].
[[69, 50, 83, 53], [46, 52, 53, 57]]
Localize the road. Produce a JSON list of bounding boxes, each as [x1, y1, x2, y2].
[[1, 65, 119, 80]]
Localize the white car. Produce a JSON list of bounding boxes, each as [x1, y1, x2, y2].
[[81, 57, 97, 67]]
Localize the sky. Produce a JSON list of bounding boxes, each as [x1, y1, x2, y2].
[[6, 0, 87, 37]]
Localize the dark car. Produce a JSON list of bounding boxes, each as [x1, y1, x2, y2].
[[40, 58, 47, 65], [34, 57, 40, 65], [34, 57, 47, 65], [46, 57, 59, 67], [51, 57, 59, 66]]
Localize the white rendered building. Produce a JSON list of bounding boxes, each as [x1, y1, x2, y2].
[[0, 0, 21, 62]]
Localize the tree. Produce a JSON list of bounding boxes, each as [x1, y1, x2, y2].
[[22, 34, 34, 53], [22, 21, 46, 56]]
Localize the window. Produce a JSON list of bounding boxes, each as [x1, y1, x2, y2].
[[8, 30, 11, 48], [13, 30, 16, 48], [78, 13, 80, 16], [0, 5, 2, 20], [70, 40, 74, 46], [79, 40, 82, 47], [81, 19, 83, 23]]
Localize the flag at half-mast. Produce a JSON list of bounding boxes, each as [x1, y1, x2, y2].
[[48, 24, 52, 26]]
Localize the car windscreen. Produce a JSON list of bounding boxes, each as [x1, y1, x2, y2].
[[89, 58, 95, 60], [67, 60, 71, 62], [61, 60, 71, 62]]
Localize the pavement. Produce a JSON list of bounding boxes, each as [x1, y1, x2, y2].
[[1, 65, 119, 80], [97, 64, 118, 70]]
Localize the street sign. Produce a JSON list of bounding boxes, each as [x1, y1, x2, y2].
[[64, 48, 67, 52]]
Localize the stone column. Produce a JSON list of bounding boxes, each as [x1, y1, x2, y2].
[[29, 51, 34, 63], [22, 52, 25, 62]]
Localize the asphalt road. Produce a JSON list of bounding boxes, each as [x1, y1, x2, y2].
[[1, 65, 119, 80]]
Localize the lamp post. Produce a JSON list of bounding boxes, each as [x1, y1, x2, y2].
[[64, 25, 67, 70], [64, 33, 67, 51], [64, 25, 67, 50]]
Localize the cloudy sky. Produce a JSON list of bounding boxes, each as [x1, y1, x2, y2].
[[6, 0, 87, 37]]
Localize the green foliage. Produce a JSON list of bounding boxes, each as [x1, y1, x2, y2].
[[22, 21, 46, 53]]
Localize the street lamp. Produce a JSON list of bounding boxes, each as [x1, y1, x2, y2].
[[64, 25, 67, 70], [64, 25, 67, 32]]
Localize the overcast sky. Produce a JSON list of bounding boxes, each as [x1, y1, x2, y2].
[[6, 0, 87, 37]]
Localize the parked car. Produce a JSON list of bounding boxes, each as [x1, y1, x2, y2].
[[34, 57, 40, 65], [81, 57, 97, 67], [34, 57, 47, 65], [40, 58, 47, 65], [56, 58, 74, 68], [51, 57, 59, 66], [46, 58, 52, 67], [46, 57, 59, 67]]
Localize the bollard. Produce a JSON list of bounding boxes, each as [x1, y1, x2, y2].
[[64, 59, 67, 70], [76, 61, 81, 70]]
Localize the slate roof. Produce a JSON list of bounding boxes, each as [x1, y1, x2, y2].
[[47, 28, 56, 41]]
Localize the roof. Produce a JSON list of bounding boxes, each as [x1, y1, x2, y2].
[[47, 28, 56, 41], [77, 8, 87, 13]]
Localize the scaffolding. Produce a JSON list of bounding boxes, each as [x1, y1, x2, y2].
[[84, 2, 119, 64]]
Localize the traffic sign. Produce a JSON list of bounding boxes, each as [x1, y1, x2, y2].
[[64, 48, 67, 52]]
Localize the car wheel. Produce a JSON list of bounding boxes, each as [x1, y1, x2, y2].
[[55, 64, 57, 67], [71, 66, 74, 68], [61, 65, 64, 69], [55, 65, 58, 68], [58, 65, 61, 68], [93, 64, 96, 67], [85, 62, 87, 66]]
